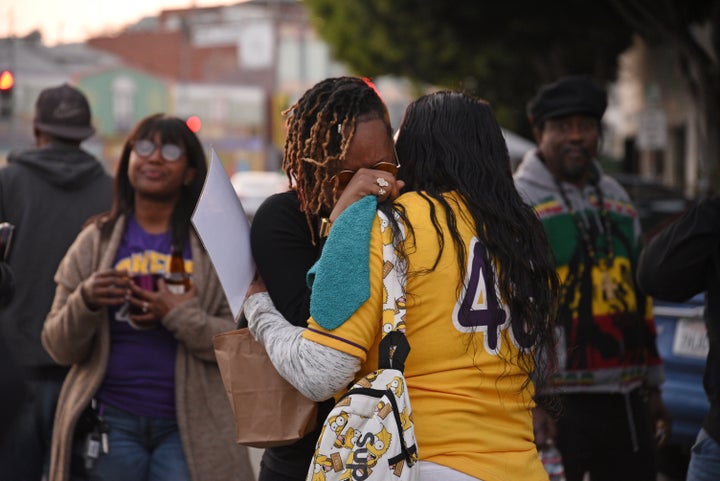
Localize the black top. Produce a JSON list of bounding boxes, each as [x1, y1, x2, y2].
[[0, 144, 113, 369], [637, 196, 720, 443], [250, 190, 334, 479]]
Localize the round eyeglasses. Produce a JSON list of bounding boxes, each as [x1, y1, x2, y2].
[[133, 139, 184, 162]]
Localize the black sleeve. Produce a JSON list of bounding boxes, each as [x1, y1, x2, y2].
[[637, 196, 720, 302], [250, 191, 320, 326]]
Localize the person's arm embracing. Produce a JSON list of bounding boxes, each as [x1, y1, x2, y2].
[[637, 196, 720, 302], [244, 291, 360, 401]]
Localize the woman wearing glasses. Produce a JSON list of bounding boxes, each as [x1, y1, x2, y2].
[[41, 114, 253, 481], [248, 76, 402, 481]]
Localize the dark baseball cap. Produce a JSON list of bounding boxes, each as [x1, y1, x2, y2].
[[527, 76, 607, 126], [34, 83, 95, 141]]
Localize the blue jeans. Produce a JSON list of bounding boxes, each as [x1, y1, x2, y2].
[[84, 403, 190, 481], [687, 428, 720, 481]]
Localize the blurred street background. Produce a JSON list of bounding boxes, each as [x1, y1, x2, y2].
[[2, 1, 718, 480], [2, 1, 719, 203]]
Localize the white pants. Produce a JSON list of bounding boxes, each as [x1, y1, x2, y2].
[[419, 461, 482, 481]]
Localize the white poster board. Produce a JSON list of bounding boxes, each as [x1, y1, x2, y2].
[[191, 149, 255, 321]]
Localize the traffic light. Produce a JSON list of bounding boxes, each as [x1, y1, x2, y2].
[[0, 69, 14, 119]]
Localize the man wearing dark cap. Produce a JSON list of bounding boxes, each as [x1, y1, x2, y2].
[[514, 76, 669, 481], [0, 83, 112, 480]]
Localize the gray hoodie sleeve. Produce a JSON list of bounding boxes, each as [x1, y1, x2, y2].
[[243, 292, 361, 401]]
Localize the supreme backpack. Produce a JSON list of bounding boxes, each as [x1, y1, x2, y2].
[[306, 211, 419, 481]]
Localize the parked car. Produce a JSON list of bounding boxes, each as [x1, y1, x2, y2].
[[610, 172, 692, 242], [653, 294, 709, 445], [651, 294, 708, 479], [231, 170, 289, 221]]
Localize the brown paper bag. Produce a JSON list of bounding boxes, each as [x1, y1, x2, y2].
[[213, 328, 318, 448]]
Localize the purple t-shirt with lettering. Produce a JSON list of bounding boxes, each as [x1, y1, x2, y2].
[[96, 216, 192, 419]]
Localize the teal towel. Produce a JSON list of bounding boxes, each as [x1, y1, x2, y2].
[[307, 195, 378, 330]]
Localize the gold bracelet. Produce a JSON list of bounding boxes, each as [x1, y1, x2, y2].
[[319, 217, 333, 238]]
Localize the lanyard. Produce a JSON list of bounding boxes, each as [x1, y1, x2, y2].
[[553, 177, 618, 300]]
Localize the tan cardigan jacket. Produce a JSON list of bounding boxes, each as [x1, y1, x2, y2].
[[42, 216, 253, 481]]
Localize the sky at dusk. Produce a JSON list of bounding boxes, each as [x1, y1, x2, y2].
[[2, 0, 244, 46]]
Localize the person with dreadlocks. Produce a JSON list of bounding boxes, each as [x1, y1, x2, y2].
[[243, 91, 561, 480], [248, 77, 402, 481]]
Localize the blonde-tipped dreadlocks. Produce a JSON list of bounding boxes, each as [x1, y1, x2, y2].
[[281, 76, 392, 244]]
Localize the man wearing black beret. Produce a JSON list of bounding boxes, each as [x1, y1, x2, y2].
[[514, 76, 670, 481]]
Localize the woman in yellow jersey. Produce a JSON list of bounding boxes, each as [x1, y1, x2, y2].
[[244, 91, 559, 481]]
